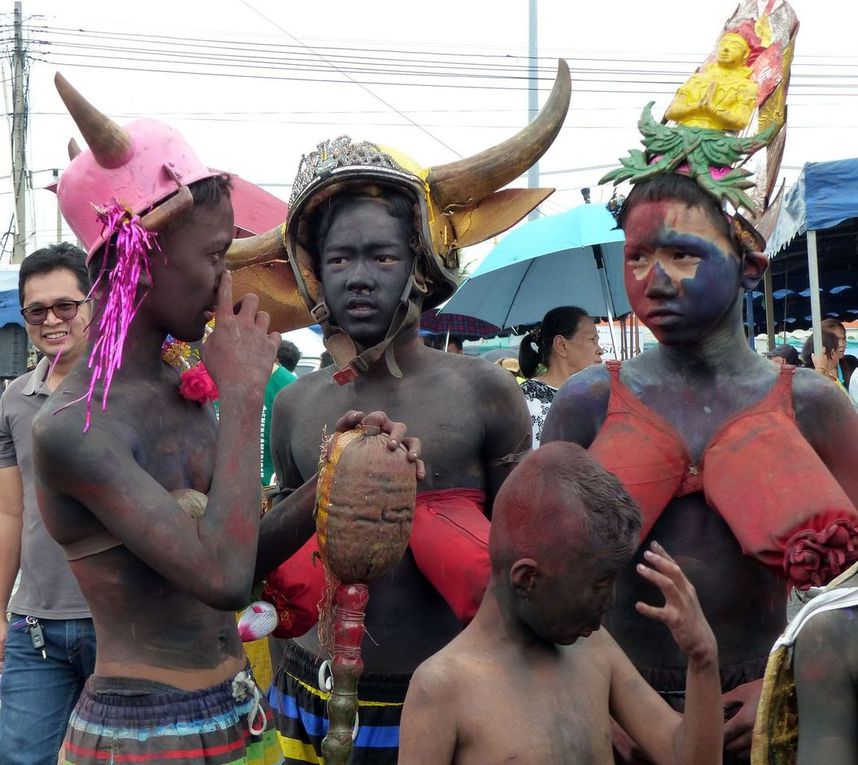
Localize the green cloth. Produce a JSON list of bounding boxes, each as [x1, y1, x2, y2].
[[261, 365, 296, 485]]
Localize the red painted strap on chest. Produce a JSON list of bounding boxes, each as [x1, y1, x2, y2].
[[333, 365, 360, 385], [589, 362, 858, 587]]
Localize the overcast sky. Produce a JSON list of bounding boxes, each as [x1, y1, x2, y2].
[[2, 0, 857, 262]]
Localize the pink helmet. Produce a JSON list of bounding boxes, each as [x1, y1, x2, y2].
[[54, 72, 217, 258]]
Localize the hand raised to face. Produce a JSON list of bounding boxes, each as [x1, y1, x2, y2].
[[202, 272, 281, 396]]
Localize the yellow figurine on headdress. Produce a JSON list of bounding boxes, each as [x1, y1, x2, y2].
[[665, 31, 759, 132], [601, 0, 799, 215]]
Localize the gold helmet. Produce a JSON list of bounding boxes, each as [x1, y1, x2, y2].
[[227, 59, 571, 380]]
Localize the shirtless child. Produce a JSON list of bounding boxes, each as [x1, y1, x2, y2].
[[240, 60, 571, 764], [398, 442, 722, 765], [31, 75, 416, 765]]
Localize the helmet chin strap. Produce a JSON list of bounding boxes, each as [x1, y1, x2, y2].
[[315, 258, 429, 385]]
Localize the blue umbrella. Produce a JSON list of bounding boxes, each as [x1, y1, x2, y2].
[[0, 268, 23, 328], [442, 203, 630, 336]]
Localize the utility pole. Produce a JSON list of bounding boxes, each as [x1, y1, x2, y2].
[[11, 0, 28, 263], [526, 0, 539, 220]]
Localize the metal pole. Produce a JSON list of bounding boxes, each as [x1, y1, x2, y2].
[[601, 291, 618, 360], [526, 0, 539, 220], [744, 292, 756, 350], [763, 266, 775, 350], [807, 229, 823, 355], [11, 0, 28, 263], [632, 313, 641, 356], [596, 270, 618, 358], [592, 244, 618, 358]]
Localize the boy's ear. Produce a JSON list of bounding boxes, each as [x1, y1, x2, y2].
[[510, 558, 538, 598], [732, 213, 768, 291]]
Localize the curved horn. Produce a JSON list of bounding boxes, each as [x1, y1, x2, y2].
[[139, 186, 194, 232], [226, 225, 288, 270], [54, 72, 133, 169], [67, 137, 81, 160], [428, 59, 571, 210]]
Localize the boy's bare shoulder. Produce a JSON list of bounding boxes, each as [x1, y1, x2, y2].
[[33, 396, 128, 473], [542, 364, 612, 446], [415, 627, 617, 688], [422, 347, 509, 379], [793, 606, 858, 703], [561, 629, 625, 685], [791, 367, 857, 425], [412, 634, 478, 684], [408, 630, 497, 705], [796, 604, 858, 657], [439, 353, 531, 420], [584, 627, 624, 661]]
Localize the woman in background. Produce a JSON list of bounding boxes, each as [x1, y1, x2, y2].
[[801, 331, 849, 395], [518, 306, 604, 448], [821, 318, 857, 388]]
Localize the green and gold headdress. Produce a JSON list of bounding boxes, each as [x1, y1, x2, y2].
[[601, 0, 799, 217]]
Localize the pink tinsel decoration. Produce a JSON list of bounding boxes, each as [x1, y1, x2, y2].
[[79, 203, 160, 431]]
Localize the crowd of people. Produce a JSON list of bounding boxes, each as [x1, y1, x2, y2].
[[2, 3, 858, 764], [753, 317, 858, 406]]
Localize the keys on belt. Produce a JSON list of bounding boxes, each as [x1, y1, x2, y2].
[[25, 616, 46, 659]]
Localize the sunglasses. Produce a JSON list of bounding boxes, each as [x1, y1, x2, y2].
[[20, 298, 90, 326]]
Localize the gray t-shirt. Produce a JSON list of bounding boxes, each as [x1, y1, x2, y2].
[[0, 357, 90, 619]]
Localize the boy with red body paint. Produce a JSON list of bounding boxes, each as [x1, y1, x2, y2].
[[398, 442, 723, 765], [542, 174, 858, 761]]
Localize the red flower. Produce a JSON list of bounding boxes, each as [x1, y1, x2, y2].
[[785, 519, 858, 590], [178, 362, 219, 404]]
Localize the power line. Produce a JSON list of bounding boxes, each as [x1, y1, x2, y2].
[[28, 33, 858, 86], [28, 111, 858, 130], [6, 13, 856, 247], [29, 54, 858, 99], [234, 0, 463, 158], [18, 22, 855, 98], [23, 22, 858, 68], [12, 20, 856, 101], [20, 23, 705, 65]]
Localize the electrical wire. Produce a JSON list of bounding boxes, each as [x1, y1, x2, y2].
[[13, 22, 854, 94], [235, 0, 464, 157], [4, 13, 855, 244], [21, 22, 858, 68]]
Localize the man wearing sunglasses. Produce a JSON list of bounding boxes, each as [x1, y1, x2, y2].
[[0, 243, 94, 765]]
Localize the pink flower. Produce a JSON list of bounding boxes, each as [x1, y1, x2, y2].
[[178, 362, 219, 404]]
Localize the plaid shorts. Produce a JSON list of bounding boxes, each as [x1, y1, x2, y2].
[[63, 669, 284, 764]]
